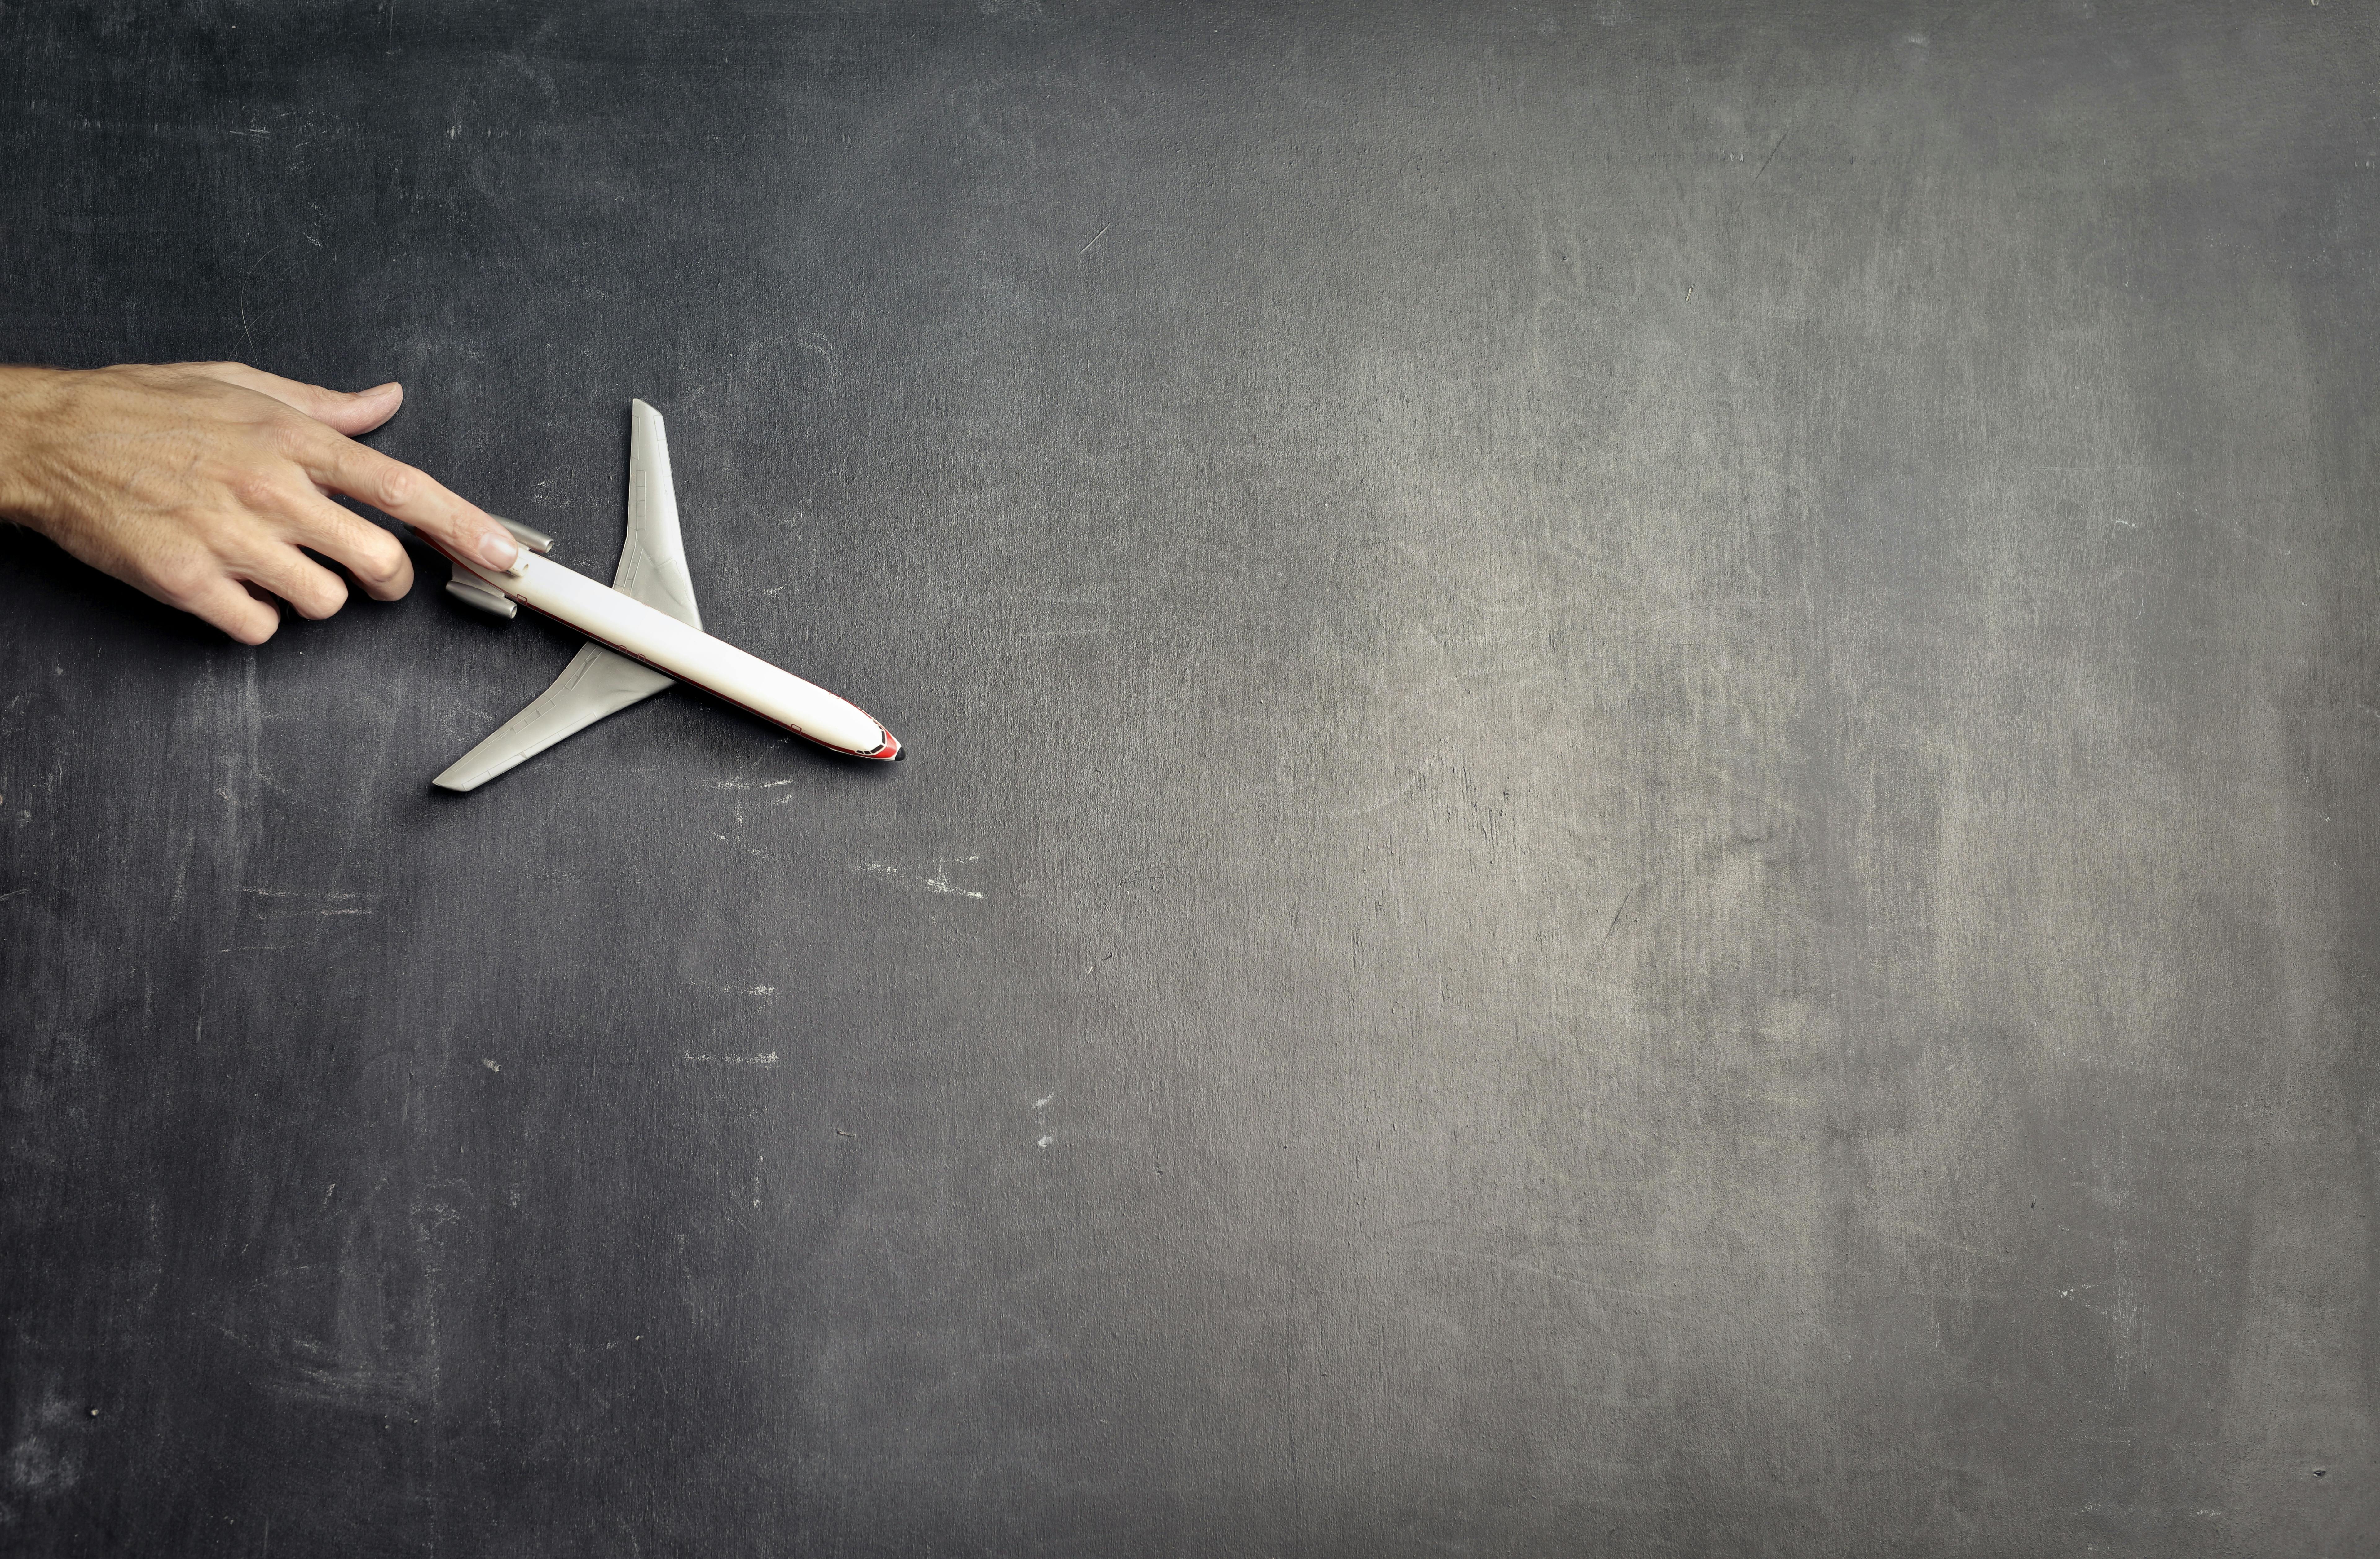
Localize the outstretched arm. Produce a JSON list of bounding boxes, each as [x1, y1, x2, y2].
[[0, 360, 521, 643]]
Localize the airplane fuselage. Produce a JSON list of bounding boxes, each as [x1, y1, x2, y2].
[[423, 400, 901, 791], [435, 539, 902, 763]]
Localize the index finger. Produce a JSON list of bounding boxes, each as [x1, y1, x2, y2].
[[292, 425, 521, 572]]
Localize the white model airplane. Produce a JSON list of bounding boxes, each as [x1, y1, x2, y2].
[[422, 400, 902, 791]]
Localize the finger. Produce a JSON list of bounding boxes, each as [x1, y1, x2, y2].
[[238, 543, 351, 621], [171, 573, 282, 645], [174, 361, 404, 435], [312, 381, 402, 437], [269, 487, 415, 601], [291, 427, 520, 570]]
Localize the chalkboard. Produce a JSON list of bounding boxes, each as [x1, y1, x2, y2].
[[4, 2, 2376, 1553]]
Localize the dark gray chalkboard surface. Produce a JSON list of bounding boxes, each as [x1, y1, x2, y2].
[[4, 2, 2376, 1553]]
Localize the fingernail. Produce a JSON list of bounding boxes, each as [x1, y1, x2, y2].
[[369, 381, 402, 397], [478, 531, 521, 571]]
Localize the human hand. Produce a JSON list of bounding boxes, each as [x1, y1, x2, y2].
[[0, 360, 520, 644]]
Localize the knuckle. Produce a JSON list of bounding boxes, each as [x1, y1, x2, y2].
[[149, 558, 212, 607], [359, 537, 408, 585], [162, 363, 229, 395], [189, 504, 249, 549], [301, 576, 351, 618], [108, 363, 174, 398], [265, 413, 311, 456], [374, 463, 418, 508], [225, 471, 281, 512]]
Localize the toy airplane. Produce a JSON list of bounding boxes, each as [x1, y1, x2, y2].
[[421, 399, 902, 791]]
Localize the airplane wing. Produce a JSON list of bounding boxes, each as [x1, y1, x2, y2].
[[431, 401, 703, 792]]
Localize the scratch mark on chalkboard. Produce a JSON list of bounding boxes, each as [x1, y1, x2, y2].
[[1755, 128, 1789, 179], [1079, 223, 1110, 256], [795, 330, 840, 382], [1871, 1219, 2002, 1262], [1631, 596, 1766, 632], [857, 860, 985, 898], [233, 233, 306, 363], [681, 1050, 780, 1066], [250, 1356, 425, 1412], [1324, 773, 1419, 818], [1284, 1236, 1671, 1312], [243, 887, 376, 921]]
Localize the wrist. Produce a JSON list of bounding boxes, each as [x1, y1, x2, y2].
[[0, 366, 75, 535]]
